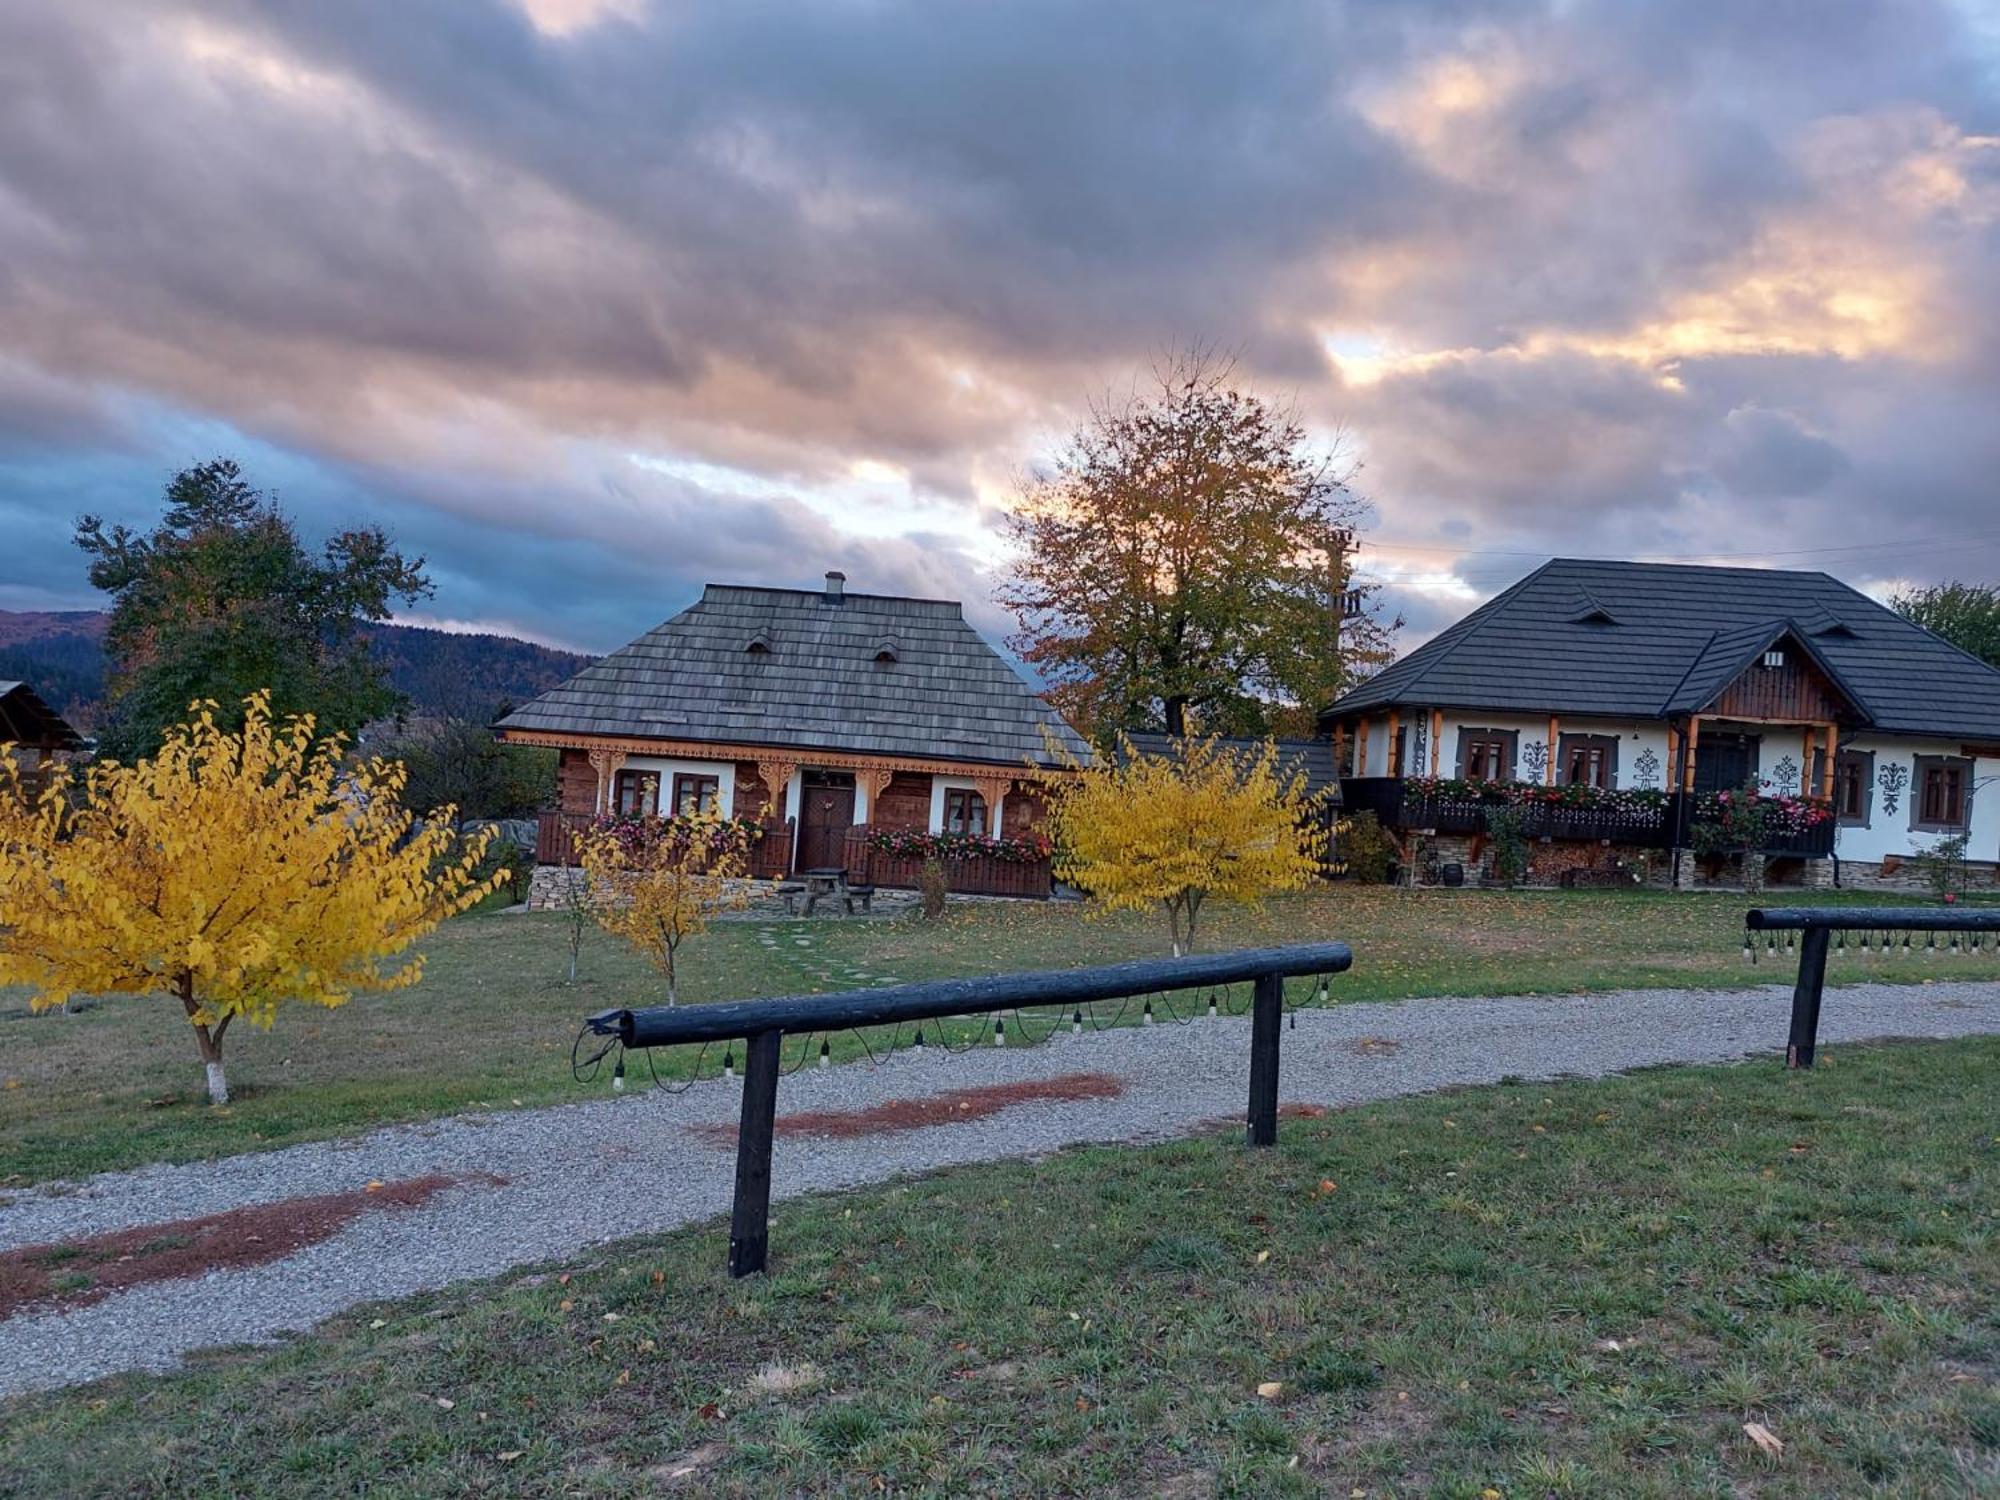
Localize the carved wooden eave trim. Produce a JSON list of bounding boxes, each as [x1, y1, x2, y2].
[[497, 728, 1071, 786]]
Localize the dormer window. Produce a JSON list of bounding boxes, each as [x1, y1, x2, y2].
[[873, 636, 900, 665], [746, 633, 772, 655], [1567, 590, 1620, 626]]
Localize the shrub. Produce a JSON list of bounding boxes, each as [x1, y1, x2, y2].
[[918, 856, 949, 919], [1912, 832, 1970, 899], [1339, 811, 1396, 884], [477, 838, 535, 905], [1484, 804, 1529, 886]]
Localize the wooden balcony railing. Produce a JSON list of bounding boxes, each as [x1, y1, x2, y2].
[[1340, 778, 1836, 858], [533, 810, 796, 879], [840, 826, 1053, 898]]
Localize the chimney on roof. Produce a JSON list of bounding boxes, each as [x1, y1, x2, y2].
[[824, 570, 846, 604]]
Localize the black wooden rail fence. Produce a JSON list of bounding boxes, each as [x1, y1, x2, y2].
[[583, 942, 1353, 1277], [1746, 906, 2000, 1069]]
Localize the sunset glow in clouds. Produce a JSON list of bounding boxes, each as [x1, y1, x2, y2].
[[1, 0, 1996, 649]]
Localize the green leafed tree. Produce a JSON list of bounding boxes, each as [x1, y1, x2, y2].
[[75, 459, 432, 758], [1000, 347, 1397, 741], [1889, 581, 2000, 669]]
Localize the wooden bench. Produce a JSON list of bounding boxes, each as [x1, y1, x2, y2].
[[775, 882, 807, 915], [843, 884, 876, 915]]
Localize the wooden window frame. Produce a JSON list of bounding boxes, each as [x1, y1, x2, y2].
[[1455, 728, 1517, 782], [672, 773, 721, 818], [1911, 755, 1971, 833], [1833, 750, 1873, 827], [614, 769, 660, 818], [942, 787, 988, 835], [1558, 732, 1619, 791]]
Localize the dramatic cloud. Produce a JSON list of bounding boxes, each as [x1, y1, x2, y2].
[[0, 0, 1995, 653]]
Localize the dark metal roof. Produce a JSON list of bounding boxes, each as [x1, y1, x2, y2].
[[1323, 559, 2000, 739], [0, 681, 84, 751], [1120, 732, 1342, 801], [496, 584, 1091, 768]]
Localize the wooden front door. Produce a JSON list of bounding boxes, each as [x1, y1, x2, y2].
[[1695, 732, 1759, 796], [797, 771, 857, 869]]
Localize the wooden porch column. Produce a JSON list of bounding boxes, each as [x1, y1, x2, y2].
[[587, 747, 628, 814], [1546, 716, 1560, 785], [1667, 725, 1681, 792], [1681, 717, 1702, 792], [1821, 725, 1838, 799], [1386, 711, 1401, 775], [1356, 716, 1369, 776], [857, 765, 897, 825], [1430, 709, 1443, 775], [971, 774, 1013, 837], [754, 759, 799, 819], [1800, 728, 1815, 797]]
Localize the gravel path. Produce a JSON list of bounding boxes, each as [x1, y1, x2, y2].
[[2, 977, 1997, 1399]]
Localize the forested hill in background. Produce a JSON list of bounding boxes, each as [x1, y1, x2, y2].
[[0, 609, 595, 728]]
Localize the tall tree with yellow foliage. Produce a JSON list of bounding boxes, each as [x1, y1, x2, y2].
[[0, 693, 497, 1104], [1046, 730, 1325, 956], [580, 816, 753, 1005]]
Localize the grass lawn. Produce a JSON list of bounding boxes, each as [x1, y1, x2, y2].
[[2, 1040, 1993, 1498], [4, 886, 1998, 1186]]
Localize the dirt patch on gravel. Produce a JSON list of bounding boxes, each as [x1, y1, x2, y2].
[[692, 1072, 1125, 1144], [0, 1173, 497, 1320]]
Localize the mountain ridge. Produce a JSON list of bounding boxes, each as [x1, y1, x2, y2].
[[0, 609, 596, 726]]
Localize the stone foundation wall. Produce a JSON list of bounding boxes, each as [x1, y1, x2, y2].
[[1832, 859, 2000, 894], [1403, 834, 1670, 888]]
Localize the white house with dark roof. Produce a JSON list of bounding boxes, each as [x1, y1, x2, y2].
[[496, 572, 1089, 896], [1320, 560, 2000, 888]]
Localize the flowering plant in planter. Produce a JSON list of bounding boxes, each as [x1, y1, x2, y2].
[[1690, 788, 1833, 841], [588, 812, 764, 861], [1402, 776, 1670, 815], [865, 828, 1054, 864]]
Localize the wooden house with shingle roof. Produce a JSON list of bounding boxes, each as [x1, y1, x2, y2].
[[497, 572, 1088, 895], [1321, 559, 2000, 887], [0, 680, 84, 796]]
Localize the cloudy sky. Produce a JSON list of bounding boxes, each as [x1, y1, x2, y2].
[[2, 0, 1997, 655]]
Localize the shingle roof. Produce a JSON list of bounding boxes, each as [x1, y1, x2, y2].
[[1121, 732, 1342, 801], [496, 584, 1091, 768], [0, 681, 84, 751], [1323, 559, 2000, 740]]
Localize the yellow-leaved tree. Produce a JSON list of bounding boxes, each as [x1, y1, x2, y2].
[[0, 693, 498, 1104], [581, 814, 753, 1005], [1046, 729, 1325, 955]]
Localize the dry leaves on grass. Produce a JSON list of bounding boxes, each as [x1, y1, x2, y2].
[[1744, 1421, 1785, 1458]]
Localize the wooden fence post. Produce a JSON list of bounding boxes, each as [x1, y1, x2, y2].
[[1785, 927, 1831, 1069], [728, 1030, 784, 1277], [1246, 972, 1283, 1146]]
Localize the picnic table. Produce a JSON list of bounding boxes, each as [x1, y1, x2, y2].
[[779, 867, 877, 917]]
